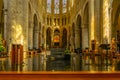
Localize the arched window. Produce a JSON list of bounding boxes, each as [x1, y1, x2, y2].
[[54, 0, 60, 14], [62, 0, 67, 13], [47, 0, 51, 13]]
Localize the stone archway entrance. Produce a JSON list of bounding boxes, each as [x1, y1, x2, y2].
[[53, 29, 60, 48]]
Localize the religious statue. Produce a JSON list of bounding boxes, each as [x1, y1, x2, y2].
[[111, 38, 116, 56]]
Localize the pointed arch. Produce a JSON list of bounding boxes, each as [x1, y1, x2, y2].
[[54, 28, 60, 47], [112, 3, 120, 38], [76, 15, 82, 49], [46, 27, 51, 48], [33, 14, 39, 49], [62, 28, 67, 48], [0, 0, 4, 38], [82, 2, 89, 49]]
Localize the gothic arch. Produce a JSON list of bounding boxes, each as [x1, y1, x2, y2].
[[0, 0, 4, 38], [76, 15, 82, 49], [112, 3, 120, 38], [82, 2, 89, 49], [54, 28, 60, 47], [62, 28, 67, 48], [33, 14, 39, 49], [46, 27, 51, 48]]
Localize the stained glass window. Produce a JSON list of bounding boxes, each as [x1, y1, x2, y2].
[[47, 0, 51, 13], [54, 0, 60, 14], [62, 0, 67, 13]]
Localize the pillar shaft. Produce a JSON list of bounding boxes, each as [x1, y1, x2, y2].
[[103, 0, 111, 44], [89, 0, 95, 40]]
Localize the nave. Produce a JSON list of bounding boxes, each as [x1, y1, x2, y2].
[[1, 48, 120, 72]]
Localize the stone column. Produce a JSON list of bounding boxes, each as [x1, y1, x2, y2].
[[44, 27, 46, 49], [3, 0, 8, 40], [89, 0, 95, 49], [67, 26, 70, 49], [103, 0, 111, 44], [75, 27, 80, 49], [33, 25, 39, 49], [7, 0, 17, 53], [28, 24, 33, 49], [94, 0, 101, 48], [51, 29, 54, 47], [22, 0, 28, 71]]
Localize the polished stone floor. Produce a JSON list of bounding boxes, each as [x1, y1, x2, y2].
[[0, 50, 120, 72]]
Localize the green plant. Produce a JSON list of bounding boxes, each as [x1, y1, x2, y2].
[[0, 34, 6, 52], [64, 49, 71, 55]]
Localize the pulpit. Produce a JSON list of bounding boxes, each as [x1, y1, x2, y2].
[[11, 44, 23, 65]]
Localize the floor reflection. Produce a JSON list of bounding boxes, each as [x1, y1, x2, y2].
[[0, 51, 120, 71]]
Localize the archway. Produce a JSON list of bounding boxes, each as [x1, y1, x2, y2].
[[62, 28, 67, 48], [53, 29, 60, 47], [83, 3, 89, 49], [33, 14, 39, 49], [76, 15, 82, 49], [46, 27, 51, 49], [0, 0, 4, 38], [112, 3, 120, 39]]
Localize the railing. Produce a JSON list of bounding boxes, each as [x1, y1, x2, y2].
[[0, 72, 120, 80]]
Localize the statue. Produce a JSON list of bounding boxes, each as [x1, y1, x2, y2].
[[111, 38, 116, 56]]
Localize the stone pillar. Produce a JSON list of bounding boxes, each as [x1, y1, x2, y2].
[[20, 0, 28, 51], [75, 27, 80, 49], [7, 0, 17, 53], [41, 26, 44, 48], [82, 26, 89, 49], [22, 0, 28, 71], [28, 25, 33, 49], [94, 0, 101, 48], [44, 27, 46, 49], [103, 0, 111, 44], [89, 0, 95, 49], [3, 0, 8, 40], [51, 29, 54, 47], [7, 0, 28, 54], [34, 26, 39, 49], [67, 26, 70, 49], [60, 29, 62, 47]]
